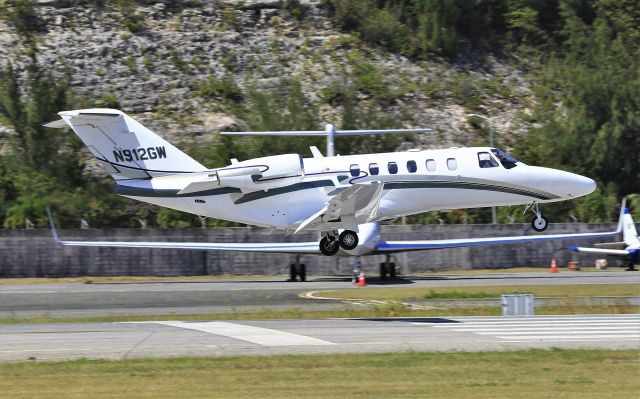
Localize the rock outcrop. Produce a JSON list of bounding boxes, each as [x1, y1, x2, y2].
[[0, 0, 533, 168]]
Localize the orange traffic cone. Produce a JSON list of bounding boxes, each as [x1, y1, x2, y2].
[[550, 257, 558, 273], [567, 261, 577, 271], [358, 271, 366, 286]]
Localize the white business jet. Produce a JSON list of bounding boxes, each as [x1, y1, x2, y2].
[[567, 201, 639, 270], [44, 109, 619, 274]]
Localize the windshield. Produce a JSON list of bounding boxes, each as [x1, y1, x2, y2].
[[491, 148, 519, 169]]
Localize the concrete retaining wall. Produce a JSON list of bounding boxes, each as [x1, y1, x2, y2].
[[0, 223, 630, 277]]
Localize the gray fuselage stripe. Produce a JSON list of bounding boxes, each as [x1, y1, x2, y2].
[[384, 181, 558, 200], [115, 179, 557, 202]]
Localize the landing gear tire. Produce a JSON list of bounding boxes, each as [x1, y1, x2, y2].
[[338, 230, 359, 250], [531, 216, 548, 232], [298, 264, 307, 281], [319, 236, 339, 256]]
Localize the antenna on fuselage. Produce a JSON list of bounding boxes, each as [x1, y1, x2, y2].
[[221, 125, 432, 157]]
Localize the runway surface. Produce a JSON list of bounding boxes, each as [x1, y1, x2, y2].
[[0, 271, 637, 318], [1, 315, 638, 361]]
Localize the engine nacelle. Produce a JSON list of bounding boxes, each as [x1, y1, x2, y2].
[[217, 154, 304, 191]]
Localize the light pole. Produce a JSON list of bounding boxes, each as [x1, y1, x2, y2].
[[468, 113, 497, 224]]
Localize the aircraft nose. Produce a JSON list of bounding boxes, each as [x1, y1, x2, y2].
[[553, 170, 596, 199], [527, 167, 596, 199], [572, 174, 597, 198]]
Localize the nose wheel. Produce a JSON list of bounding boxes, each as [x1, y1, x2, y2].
[[526, 202, 548, 232], [531, 216, 548, 232]]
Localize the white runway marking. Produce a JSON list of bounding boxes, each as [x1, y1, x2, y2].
[[416, 315, 640, 342], [149, 321, 335, 347]]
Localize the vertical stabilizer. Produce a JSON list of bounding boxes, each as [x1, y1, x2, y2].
[[45, 109, 206, 180]]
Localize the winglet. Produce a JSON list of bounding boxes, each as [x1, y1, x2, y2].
[[46, 207, 61, 244], [616, 198, 627, 234]]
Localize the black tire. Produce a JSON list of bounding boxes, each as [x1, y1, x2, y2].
[[319, 237, 339, 256], [379, 263, 388, 280], [338, 230, 359, 250], [531, 216, 548, 232], [288, 264, 297, 281], [388, 262, 397, 279], [299, 264, 306, 282]]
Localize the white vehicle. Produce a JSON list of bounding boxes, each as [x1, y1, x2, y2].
[[44, 108, 620, 277], [567, 201, 639, 271]]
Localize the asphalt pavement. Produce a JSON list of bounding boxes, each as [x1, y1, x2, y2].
[[1, 315, 638, 361], [0, 271, 637, 318]]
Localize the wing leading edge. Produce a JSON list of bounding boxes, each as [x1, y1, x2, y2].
[[47, 209, 320, 254], [375, 200, 627, 253]]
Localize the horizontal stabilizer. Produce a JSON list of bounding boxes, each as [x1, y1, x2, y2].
[[594, 242, 627, 250], [566, 247, 630, 256], [222, 128, 432, 136]]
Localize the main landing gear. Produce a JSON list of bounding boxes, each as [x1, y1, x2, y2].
[[288, 255, 307, 282], [526, 202, 548, 232], [319, 230, 359, 256], [379, 254, 397, 280]]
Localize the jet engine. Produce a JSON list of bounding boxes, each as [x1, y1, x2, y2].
[[216, 154, 304, 191]]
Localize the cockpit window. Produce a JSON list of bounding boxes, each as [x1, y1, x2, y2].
[[491, 148, 519, 169], [478, 152, 499, 168]]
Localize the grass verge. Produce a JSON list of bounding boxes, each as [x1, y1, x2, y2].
[[0, 267, 618, 285], [0, 274, 287, 285], [0, 349, 638, 398], [1, 302, 637, 325], [317, 284, 640, 301]]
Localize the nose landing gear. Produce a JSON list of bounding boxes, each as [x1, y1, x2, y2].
[[526, 202, 548, 232]]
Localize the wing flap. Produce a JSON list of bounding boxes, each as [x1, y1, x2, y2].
[[294, 182, 384, 233]]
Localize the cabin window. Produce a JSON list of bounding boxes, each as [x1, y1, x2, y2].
[[478, 152, 499, 168], [407, 160, 417, 173], [388, 162, 398, 174], [447, 158, 457, 171], [350, 164, 360, 177], [369, 163, 379, 175], [426, 159, 436, 172]]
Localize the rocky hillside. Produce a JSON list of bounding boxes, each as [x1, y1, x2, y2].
[[0, 1, 534, 151]]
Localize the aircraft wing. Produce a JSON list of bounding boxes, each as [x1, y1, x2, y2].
[[565, 247, 630, 256], [47, 209, 320, 254], [375, 230, 622, 253], [376, 199, 628, 253]]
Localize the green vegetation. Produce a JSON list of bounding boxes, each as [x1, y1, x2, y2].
[[1, 291, 637, 325], [0, 1, 637, 228], [0, 0, 41, 41], [319, 284, 640, 301], [422, 290, 497, 299], [0, 349, 638, 398], [0, 57, 156, 228]]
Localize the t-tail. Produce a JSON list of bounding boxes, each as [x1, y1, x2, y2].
[[44, 109, 206, 180]]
